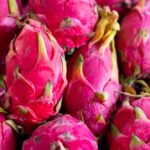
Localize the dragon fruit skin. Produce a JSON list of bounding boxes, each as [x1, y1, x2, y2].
[[4, 19, 67, 133], [29, 0, 98, 51], [96, 0, 137, 14], [116, 3, 150, 77], [64, 8, 120, 137], [0, 113, 17, 150], [0, 0, 22, 74], [22, 115, 98, 150], [109, 97, 150, 150]]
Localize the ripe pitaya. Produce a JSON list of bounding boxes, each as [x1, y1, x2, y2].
[[0, 110, 17, 150], [116, 1, 150, 77], [64, 7, 120, 137], [96, 0, 137, 14], [29, 0, 98, 51], [22, 114, 98, 150], [109, 97, 150, 150], [4, 19, 67, 133], [0, 0, 22, 74]]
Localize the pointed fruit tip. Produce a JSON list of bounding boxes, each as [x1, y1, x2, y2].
[[13, 66, 19, 79], [133, 65, 141, 76], [135, 107, 147, 120], [44, 81, 53, 97], [55, 98, 62, 113], [0, 107, 8, 114], [5, 120, 19, 134], [77, 54, 84, 63], [18, 106, 29, 115], [111, 125, 120, 137], [96, 92, 108, 102], [8, 0, 20, 16], [123, 99, 131, 107], [37, 32, 47, 59], [96, 114, 106, 124], [130, 134, 145, 149], [72, 54, 84, 79], [62, 56, 67, 79]]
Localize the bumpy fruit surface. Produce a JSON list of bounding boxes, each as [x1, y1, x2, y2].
[[64, 7, 120, 137], [22, 115, 98, 150], [96, 0, 137, 14], [109, 97, 150, 150], [5, 19, 67, 133], [117, 2, 150, 77], [0, 0, 22, 74], [29, 0, 98, 51]]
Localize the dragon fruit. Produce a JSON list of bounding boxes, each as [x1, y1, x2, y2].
[[96, 0, 137, 14], [29, 0, 98, 51], [4, 19, 67, 133], [0, 111, 17, 150], [64, 7, 120, 137], [109, 97, 150, 150], [0, 0, 22, 74], [22, 114, 98, 150], [116, 1, 150, 77]]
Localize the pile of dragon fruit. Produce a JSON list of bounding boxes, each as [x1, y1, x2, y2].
[[1, 0, 150, 149]]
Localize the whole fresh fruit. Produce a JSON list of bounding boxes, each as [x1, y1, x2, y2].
[[29, 0, 98, 51], [0, 0, 22, 74], [4, 19, 67, 133], [109, 97, 150, 150], [116, 1, 150, 77], [64, 7, 120, 137], [22, 115, 98, 150]]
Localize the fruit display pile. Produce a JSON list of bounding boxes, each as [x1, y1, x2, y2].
[[0, 0, 150, 150]]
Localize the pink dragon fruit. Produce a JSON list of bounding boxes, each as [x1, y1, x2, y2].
[[0, 111, 17, 150], [64, 7, 120, 137], [22, 114, 98, 150], [4, 19, 67, 133], [109, 97, 150, 150], [96, 0, 137, 14], [116, 1, 150, 77], [0, 0, 22, 74], [29, 0, 98, 51]]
